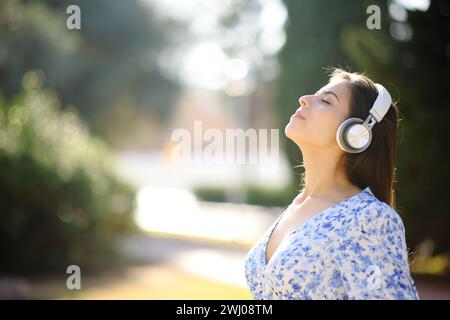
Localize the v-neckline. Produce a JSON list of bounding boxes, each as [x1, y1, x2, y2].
[[263, 187, 369, 267]]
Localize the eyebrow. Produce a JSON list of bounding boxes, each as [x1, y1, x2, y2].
[[317, 90, 341, 103], [323, 90, 340, 103]]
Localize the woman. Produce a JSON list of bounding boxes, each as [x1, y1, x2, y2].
[[244, 68, 419, 300]]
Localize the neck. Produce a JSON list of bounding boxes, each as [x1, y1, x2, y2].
[[299, 147, 357, 199]]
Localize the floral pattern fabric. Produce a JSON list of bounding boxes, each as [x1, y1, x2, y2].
[[244, 187, 419, 300]]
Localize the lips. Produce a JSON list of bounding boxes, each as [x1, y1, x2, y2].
[[293, 111, 306, 120]]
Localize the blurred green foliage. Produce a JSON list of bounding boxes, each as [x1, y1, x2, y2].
[[194, 183, 295, 208], [193, 187, 228, 204], [0, 0, 183, 145], [0, 72, 136, 274]]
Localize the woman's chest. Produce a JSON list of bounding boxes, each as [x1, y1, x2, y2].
[[265, 200, 338, 264]]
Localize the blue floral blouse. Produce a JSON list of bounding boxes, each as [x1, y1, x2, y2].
[[244, 187, 419, 300]]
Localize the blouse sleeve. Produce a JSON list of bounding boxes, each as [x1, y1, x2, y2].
[[328, 202, 419, 300]]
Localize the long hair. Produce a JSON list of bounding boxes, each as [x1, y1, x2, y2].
[[329, 68, 399, 208]]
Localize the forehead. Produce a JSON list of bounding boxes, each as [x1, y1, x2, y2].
[[320, 79, 351, 106]]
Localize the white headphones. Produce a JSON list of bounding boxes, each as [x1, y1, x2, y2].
[[336, 83, 392, 153]]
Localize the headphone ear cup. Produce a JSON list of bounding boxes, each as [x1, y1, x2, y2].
[[336, 118, 372, 153], [336, 118, 356, 153]]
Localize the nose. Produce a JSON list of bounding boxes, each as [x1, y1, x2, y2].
[[298, 95, 311, 108]]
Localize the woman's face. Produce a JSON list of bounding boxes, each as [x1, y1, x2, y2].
[[285, 79, 352, 150]]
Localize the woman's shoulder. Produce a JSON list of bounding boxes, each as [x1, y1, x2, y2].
[[339, 187, 405, 235]]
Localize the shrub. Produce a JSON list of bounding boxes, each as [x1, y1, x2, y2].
[[0, 72, 136, 274], [194, 183, 295, 208]]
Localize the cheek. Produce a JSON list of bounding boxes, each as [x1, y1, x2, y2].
[[314, 113, 339, 133], [304, 112, 343, 146]]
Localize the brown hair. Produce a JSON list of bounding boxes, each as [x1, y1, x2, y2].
[[329, 68, 399, 208]]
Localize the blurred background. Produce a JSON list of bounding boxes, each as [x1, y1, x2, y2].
[[0, 0, 449, 299]]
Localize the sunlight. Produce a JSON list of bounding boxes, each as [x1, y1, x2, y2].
[[174, 249, 248, 287], [135, 186, 199, 233], [179, 42, 228, 90], [394, 0, 430, 11], [224, 59, 248, 80]]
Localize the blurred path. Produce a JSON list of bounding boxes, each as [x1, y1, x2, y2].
[[28, 234, 253, 300], [118, 235, 249, 288]]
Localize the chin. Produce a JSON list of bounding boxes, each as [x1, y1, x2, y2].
[[284, 124, 298, 142], [284, 123, 293, 138], [284, 119, 299, 136]]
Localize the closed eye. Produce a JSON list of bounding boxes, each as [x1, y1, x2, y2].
[[316, 90, 339, 104]]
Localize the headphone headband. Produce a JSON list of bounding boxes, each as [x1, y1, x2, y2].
[[370, 84, 392, 123]]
